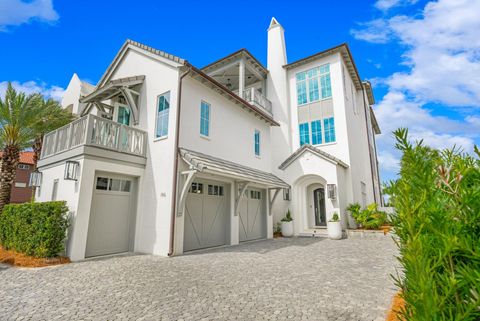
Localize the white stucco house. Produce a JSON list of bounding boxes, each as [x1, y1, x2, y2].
[[35, 18, 382, 261]]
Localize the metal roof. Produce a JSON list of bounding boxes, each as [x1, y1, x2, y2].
[[279, 145, 349, 170], [179, 148, 289, 188]]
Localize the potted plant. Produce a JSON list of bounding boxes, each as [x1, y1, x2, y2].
[[281, 210, 294, 237], [273, 222, 282, 238], [327, 212, 342, 240]]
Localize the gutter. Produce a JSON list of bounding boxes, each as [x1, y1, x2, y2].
[[168, 67, 191, 257]]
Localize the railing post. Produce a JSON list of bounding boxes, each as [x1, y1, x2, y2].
[[85, 114, 94, 146]]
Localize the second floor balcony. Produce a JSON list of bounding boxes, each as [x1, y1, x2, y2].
[[40, 114, 148, 162], [243, 87, 272, 115]]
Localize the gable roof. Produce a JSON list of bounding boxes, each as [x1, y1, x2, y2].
[[284, 43, 364, 91], [91, 39, 278, 126], [201, 48, 268, 78], [279, 145, 349, 170]]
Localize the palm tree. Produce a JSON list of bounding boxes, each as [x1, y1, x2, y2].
[[0, 83, 42, 212], [31, 97, 74, 167]]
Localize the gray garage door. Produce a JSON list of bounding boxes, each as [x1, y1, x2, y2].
[[86, 174, 135, 257], [184, 179, 228, 252], [239, 188, 266, 242]]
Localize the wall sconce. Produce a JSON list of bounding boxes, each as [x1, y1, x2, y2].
[[64, 161, 80, 181], [327, 184, 337, 200], [29, 169, 42, 187]]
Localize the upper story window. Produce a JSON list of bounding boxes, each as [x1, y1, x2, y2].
[[254, 130, 261, 156], [311, 120, 322, 145], [200, 101, 210, 137], [117, 105, 131, 126], [18, 164, 30, 170], [324, 117, 336, 143], [299, 123, 310, 146], [296, 64, 332, 106], [155, 92, 170, 139]]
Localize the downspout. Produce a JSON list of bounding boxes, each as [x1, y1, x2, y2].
[[361, 86, 378, 205], [168, 66, 191, 257]]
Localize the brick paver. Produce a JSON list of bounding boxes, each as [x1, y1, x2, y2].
[[0, 237, 398, 321]]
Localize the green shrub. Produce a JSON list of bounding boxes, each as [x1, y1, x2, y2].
[[386, 128, 480, 320], [0, 201, 69, 258], [281, 209, 293, 222], [347, 202, 386, 229]]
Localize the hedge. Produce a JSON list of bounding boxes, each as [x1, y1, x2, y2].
[[0, 201, 69, 258], [386, 129, 480, 320]]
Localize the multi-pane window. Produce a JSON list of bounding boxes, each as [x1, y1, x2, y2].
[[189, 182, 203, 194], [296, 63, 332, 105], [250, 190, 261, 199], [254, 130, 260, 156], [208, 184, 224, 196], [311, 120, 322, 145], [155, 92, 170, 138], [324, 117, 336, 143], [200, 101, 210, 136], [117, 105, 131, 125], [299, 123, 310, 146]]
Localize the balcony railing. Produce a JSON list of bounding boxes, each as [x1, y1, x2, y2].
[[243, 88, 273, 116], [40, 114, 147, 159]]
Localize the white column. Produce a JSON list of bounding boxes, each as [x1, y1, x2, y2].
[[230, 182, 239, 245], [239, 59, 245, 99]]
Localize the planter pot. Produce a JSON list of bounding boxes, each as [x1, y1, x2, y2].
[[327, 221, 342, 240], [281, 221, 294, 237]]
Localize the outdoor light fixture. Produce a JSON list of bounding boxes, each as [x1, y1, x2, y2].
[[29, 169, 42, 187], [64, 161, 80, 181], [327, 184, 337, 200]]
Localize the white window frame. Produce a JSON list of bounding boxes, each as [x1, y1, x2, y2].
[[296, 63, 332, 106], [254, 129, 261, 157], [154, 91, 171, 140], [200, 100, 211, 138]]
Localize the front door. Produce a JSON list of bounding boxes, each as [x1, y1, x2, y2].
[[313, 188, 326, 226]]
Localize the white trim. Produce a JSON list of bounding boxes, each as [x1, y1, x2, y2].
[[154, 91, 171, 140]]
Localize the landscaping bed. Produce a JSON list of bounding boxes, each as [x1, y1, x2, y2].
[[0, 245, 70, 268], [386, 292, 404, 321]]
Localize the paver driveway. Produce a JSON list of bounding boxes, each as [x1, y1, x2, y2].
[[1, 237, 398, 321]]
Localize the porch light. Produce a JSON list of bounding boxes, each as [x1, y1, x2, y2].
[[29, 169, 42, 187], [327, 184, 337, 200], [64, 161, 80, 181]]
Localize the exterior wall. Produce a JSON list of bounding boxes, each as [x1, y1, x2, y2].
[[10, 163, 34, 203], [179, 76, 272, 172], [107, 48, 181, 256]]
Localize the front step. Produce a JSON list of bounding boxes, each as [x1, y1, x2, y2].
[[298, 228, 329, 238]]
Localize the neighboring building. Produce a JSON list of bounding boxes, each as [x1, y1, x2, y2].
[[0, 151, 35, 203], [36, 18, 382, 261]]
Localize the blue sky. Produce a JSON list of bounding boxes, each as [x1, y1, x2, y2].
[[1, 0, 479, 182]]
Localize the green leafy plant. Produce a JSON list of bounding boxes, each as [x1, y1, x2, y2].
[[346, 202, 386, 229], [274, 222, 281, 233], [281, 209, 293, 222], [329, 212, 339, 222], [386, 128, 480, 320], [0, 201, 69, 258]]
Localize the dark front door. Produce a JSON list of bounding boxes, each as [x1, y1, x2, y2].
[[313, 188, 326, 226]]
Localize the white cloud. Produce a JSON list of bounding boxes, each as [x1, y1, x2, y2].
[[374, 0, 419, 11], [0, 80, 65, 101], [353, 0, 480, 180], [0, 0, 58, 31]]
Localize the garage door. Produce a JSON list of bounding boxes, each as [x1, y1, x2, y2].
[[239, 188, 266, 242], [86, 174, 135, 257], [184, 179, 228, 252]]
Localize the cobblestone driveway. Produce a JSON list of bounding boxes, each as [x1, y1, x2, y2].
[[1, 237, 398, 321]]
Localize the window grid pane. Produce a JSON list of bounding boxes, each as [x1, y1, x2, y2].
[[254, 130, 260, 156], [156, 92, 170, 138], [324, 117, 336, 143], [299, 123, 310, 146], [200, 102, 210, 136], [311, 120, 322, 145], [296, 64, 331, 105]]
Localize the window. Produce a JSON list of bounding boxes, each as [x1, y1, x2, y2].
[[200, 101, 210, 136], [208, 184, 224, 196], [311, 120, 322, 145], [254, 130, 261, 156], [117, 105, 130, 125], [189, 182, 203, 194], [155, 92, 170, 138], [51, 179, 58, 201], [96, 177, 108, 190], [18, 164, 30, 170], [299, 123, 310, 146], [14, 182, 27, 188], [95, 177, 131, 192], [250, 190, 261, 199], [283, 188, 291, 201], [324, 117, 336, 143], [296, 64, 332, 105]]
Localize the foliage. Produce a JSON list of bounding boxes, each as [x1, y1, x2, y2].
[[274, 222, 282, 233], [347, 202, 386, 229], [386, 128, 480, 321], [281, 209, 293, 222], [329, 212, 339, 222], [0, 201, 69, 258]]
